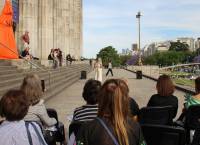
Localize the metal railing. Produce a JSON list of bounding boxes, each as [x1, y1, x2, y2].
[[0, 42, 52, 94]]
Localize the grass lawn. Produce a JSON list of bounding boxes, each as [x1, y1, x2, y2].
[[173, 78, 195, 87]]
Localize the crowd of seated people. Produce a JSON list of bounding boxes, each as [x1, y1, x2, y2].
[[0, 74, 61, 145], [69, 75, 200, 145], [1, 73, 200, 145]]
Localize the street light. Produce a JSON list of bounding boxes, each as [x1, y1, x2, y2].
[[136, 11, 142, 66]]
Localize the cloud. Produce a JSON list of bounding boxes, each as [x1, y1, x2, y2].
[[83, 0, 200, 58]]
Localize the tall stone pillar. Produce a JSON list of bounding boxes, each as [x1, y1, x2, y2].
[[17, 0, 39, 57], [74, 0, 82, 59], [69, 0, 82, 59], [38, 0, 54, 60]]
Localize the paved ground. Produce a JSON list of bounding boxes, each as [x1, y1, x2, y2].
[[45, 69, 186, 138]]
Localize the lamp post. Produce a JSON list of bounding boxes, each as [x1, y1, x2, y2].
[[136, 11, 142, 66]]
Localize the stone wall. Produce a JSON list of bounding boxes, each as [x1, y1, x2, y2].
[[0, 0, 82, 60]]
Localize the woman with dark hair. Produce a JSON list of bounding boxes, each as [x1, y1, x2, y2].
[[77, 79, 144, 145], [0, 90, 47, 145], [73, 79, 101, 122], [147, 74, 178, 118]]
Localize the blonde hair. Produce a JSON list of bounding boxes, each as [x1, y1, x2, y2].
[[20, 74, 43, 105], [98, 79, 130, 145]]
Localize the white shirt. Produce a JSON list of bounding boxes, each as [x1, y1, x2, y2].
[[108, 62, 112, 69], [0, 120, 47, 145]]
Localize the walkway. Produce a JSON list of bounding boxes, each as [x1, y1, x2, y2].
[[45, 69, 185, 129]]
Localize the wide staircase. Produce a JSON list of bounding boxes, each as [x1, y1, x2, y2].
[[0, 60, 91, 101]]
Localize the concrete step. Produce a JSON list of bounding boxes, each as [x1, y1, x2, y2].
[[0, 60, 12, 66], [0, 64, 91, 97], [0, 64, 89, 81], [43, 68, 91, 101]]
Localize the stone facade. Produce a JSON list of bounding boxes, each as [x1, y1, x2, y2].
[[0, 0, 82, 60]]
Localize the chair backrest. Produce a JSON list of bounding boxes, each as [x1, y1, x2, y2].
[[47, 108, 58, 125], [69, 121, 83, 137], [139, 106, 174, 125], [141, 124, 186, 145], [46, 108, 65, 143], [185, 105, 200, 130]]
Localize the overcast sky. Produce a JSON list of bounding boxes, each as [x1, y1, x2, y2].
[[83, 0, 200, 58]]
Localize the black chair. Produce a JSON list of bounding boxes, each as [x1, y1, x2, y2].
[[191, 122, 200, 145], [184, 105, 200, 144], [139, 106, 174, 125], [141, 124, 186, 145], [47, 108, 65, 145], [69, 121, 83, 138]]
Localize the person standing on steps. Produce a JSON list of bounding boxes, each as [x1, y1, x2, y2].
[[106, 60, 113, 77]]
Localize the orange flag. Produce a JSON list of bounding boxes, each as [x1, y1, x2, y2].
[[0, 0, 19, 59]]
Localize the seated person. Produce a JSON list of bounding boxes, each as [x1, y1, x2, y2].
[[21, 74, 57, 127], [147, 74, 178, 118], [177, 77, 200, 121], [0, 89, 47, 145], [76, 79, 145, 145], [21, 47, 32, 60], [129, 97, 140, 121], [192, 119, 200, 145], [121, 79, 140, 121], [185, 77, 200, 108], [73, 79, 101, 122]]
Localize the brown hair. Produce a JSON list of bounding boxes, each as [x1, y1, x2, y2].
[[156, 74, 174, 96], [195, 77, 200, 94], [20, 74, 43, 105], [0, 90, 29, 121], [98, 79, 130, 145]]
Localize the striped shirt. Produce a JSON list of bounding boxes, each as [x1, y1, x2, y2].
[[73, 104, 98, 122]]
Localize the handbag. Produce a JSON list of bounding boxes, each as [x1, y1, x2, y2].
[[43, 129, 56, 145]]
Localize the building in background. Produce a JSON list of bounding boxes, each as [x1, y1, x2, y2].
[[195, 38, 200, 50], [0, 0, 82, 60], [177, 37, 195, 52], [132, 43, 138, 51], [121, 48, 132, 56], [143, 41, 171, 57]]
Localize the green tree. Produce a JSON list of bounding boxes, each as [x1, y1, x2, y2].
[[144, 51, 194, 66], [97, 46, 120, 67], [119, 54, 132, 65], [169, 41, 189, 51]]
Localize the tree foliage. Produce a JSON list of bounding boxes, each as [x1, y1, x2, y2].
[[169, 41, 189, 51], [144, 51, 194, 66], [97, 46, 120, 67], [119, 55, 132, 65]]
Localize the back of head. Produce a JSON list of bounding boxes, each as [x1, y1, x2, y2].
[[82, 79, 101, 105], [0, 90, 29, 121], [195, 77, 200, 94], [157, 74, 174, 96], [98, 79, 130, 145], [20, 74, 43, 105]]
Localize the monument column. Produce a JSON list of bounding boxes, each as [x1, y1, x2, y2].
[[17, 0, 39, 57], [38, 0, 53, 60]]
